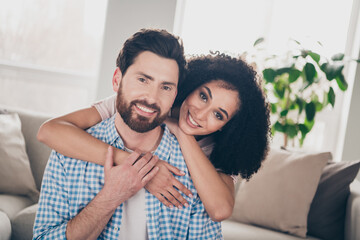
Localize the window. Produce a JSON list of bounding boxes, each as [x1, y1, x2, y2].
[[0, 0, 107, 115], [177, 0, 354, 155]]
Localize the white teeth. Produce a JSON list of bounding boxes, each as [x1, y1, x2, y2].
[[137, 104, 155, 113], [189, 113, 200, 127]]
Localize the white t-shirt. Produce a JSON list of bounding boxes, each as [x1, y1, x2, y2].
[[118, 188, 147, 240]]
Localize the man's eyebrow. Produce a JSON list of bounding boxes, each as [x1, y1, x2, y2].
[[163, 81, 177, 87], [138, 72, 177, 87], [138, 72, 153, 80], [219, 108, 229, 119], [204, 86, 212, 99]]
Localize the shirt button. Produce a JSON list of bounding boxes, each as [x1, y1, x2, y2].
[[114, 227, 119, 231]]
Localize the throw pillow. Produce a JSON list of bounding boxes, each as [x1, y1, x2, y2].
[[307, 160, 360, 240], [231, 148, 330, 237], [0, 113, 39, 202]]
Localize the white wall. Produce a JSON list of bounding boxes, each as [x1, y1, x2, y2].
[[342, 49, 360, 180], [95, 0, 178, 100]]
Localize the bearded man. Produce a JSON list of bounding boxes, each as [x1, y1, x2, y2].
[[33, 29, 222, 240]]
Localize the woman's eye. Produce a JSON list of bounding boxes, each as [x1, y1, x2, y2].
[[199, 92, 207, 102], [214, 112, 223, 120]]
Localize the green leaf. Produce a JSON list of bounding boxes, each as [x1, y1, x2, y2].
[[289, 68, 301, 83], [304, 118, 315, 131], [274, 81, 286, 98], [335, 73, 348, 91], [315, 101, 323, 111], [293, 39, 301, 45], [320, 63, 344, 80], [276, 67, 292, 75], [298, 124, 309, 146], [274, 121, 285, 133], [304, 63, 316, 84], [331, 53, 344, 61], [253, 37, 265, 47], [308, 51, 320, 63], [328, 87, 335, 107], [305, 102, 316, 121], [263, 69, 277, 83], [299, 124, 309, 134], [295, 97, 305, 114], [286, 124, 298, 138], [280, 109, 289, 117], [271, 103, 277, 113]]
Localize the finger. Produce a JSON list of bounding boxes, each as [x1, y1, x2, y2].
[[133, 152, 152, 171], [138, 155, 159, 176], [173, 180, 193, 198], [124, 150, 141, 166], [162, 161, 185, 176], [161, 191, 180, 208], [167, 187, 188, 208], [154, 193, 174, 208], [104, 146, 114, 176], [141, 166, 159, 186]]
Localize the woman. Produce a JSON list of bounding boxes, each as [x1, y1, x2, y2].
[[37, 53, 271, 222]]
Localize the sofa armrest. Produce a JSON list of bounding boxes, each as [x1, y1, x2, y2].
[[345, 179, 360, 240]]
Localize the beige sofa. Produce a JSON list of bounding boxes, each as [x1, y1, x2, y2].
[[1, 107, 359, 240]]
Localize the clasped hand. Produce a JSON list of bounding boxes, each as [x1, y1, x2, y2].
[[103, 146, 192, 209]]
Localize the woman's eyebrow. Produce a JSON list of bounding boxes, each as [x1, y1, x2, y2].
[[204, 86, 212, 99], [219, 108, 229, 119]]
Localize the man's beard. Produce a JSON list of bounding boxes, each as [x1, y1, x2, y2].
[[116, 87, 168, 133]]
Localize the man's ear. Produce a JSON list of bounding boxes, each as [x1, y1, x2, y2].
[[112, 68, 122, 92]]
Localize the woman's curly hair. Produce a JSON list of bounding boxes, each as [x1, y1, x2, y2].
[[174, 52, 271, 180]]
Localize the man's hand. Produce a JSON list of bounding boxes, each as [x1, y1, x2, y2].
[[145, 160, 193, 209], [102, 146, 159, 209]]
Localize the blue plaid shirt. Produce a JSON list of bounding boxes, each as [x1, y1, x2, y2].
[[33, 115, 222, 239]]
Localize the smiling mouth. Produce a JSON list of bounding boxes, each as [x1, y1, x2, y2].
[[187, 111, 201, 128], [135, 103, 156, 116]]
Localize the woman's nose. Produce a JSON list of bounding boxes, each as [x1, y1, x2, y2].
[[194, 107, 208, 120]]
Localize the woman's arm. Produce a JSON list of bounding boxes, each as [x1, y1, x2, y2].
[[166, 119, 235, 222], [37, 107, 129, 165], [37, 106, 192, 208]]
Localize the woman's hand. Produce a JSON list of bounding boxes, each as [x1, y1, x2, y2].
[[145, 160, 193, 209], [165, 118, 182, 137]]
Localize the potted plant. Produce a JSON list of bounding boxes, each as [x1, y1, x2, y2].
[[247, 38, 359, 147]]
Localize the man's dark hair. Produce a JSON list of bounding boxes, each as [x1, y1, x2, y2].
[[174, 53, 271, 180], [116, 29, 186, 86]]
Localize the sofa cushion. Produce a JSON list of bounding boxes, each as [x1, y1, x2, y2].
[[0, 194, 33, 220], [0, 112, 39, 202], [12, 204, 38, 240], [222, 220, 321, 240], [0, 211, 11, 240], [16, 110, 51, 190], [231, 148, 330, 237], [307, 160, 360, 240]]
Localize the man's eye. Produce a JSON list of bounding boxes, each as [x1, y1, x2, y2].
[[162, 85, 172, 91], [214, 112, 223, 120], [138, 77, 147, 83], [199, 92, 207, 102]]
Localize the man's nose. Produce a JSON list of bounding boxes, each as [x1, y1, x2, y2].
[[145, 86, 160, 104]]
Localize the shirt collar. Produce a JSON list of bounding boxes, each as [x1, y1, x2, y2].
[[105, 115, 172, 160]]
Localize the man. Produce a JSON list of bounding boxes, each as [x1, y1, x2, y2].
[[33, 29, 222, 239]]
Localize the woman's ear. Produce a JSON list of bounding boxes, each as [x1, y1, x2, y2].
[[112, 68, 122, 92]]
